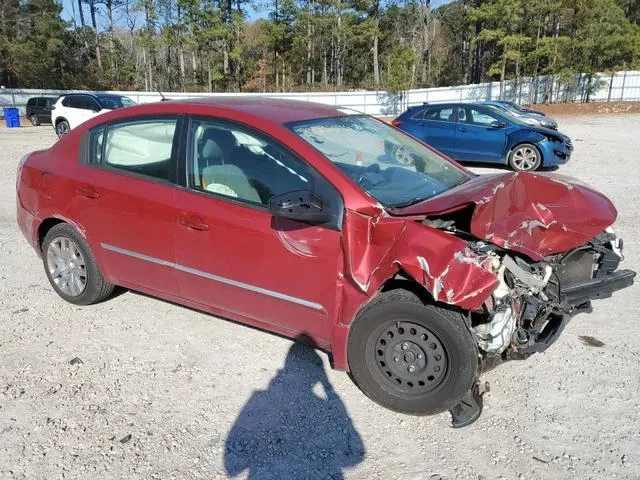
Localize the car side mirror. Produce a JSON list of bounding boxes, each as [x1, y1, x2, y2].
[[268, 190, 332, 225], [489, 120, 506, 129]]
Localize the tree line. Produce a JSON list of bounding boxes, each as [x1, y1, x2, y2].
[[1, 0, 639, 96]]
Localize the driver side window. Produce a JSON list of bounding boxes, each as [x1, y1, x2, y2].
[[186, 118, 343, 228], [462, 108, 498, 127], [188, 120, 311, 205]]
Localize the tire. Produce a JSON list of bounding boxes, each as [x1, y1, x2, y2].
[[508, 143, 541, 171], [42, 223, 115, 305], [29, 114, 41, 126], [347, 289, 478, 416], [55, 120, 70, 138]]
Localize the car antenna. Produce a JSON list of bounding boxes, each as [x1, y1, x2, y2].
[[158, 90, 169, 102]]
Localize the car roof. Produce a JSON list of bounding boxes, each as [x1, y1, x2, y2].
[[169, 96, 351, 124], [61, 93, 98, 98]]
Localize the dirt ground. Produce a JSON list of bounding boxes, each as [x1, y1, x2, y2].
[[1, 116, 639, 480], [533, 101, 640, 117]]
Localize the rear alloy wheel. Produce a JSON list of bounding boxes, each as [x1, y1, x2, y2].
[[348, 289, 478, 415], [42, 223, 115, 305], [46, 236, 87, 297], [508, 143, 541, 171], [29, 115, 40, 126], [55, 120, 70, 138]]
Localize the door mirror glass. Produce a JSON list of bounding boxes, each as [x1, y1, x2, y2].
[[268, 190, 332, 225], [490, 120, 506, 129]]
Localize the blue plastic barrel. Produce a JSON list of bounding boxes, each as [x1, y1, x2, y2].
[[3, 107, 20, 128]]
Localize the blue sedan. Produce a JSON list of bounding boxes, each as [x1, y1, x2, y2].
[[392, 103, 572, 171]]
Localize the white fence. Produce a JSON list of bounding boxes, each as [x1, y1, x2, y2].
[[2, 70, 640, 117]]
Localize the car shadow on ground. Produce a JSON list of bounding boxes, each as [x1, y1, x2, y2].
[[223, 338, 366, 480]]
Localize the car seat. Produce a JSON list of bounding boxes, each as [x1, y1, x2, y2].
[[198, 128, 234, 189], [201, 164, 261, 203]]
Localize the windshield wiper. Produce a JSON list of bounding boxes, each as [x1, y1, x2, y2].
[[389, 197, 427, 208]]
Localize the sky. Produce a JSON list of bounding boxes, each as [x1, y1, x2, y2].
[[60, 0, 454, 29]]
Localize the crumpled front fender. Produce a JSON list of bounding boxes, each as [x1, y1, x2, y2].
[[343, 210, 499, 310]]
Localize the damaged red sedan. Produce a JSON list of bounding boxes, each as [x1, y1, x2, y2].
[[17, 98, 635, 427]]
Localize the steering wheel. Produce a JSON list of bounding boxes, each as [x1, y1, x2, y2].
[[356, 163, 384, 188], [394, 145, 414, 166]]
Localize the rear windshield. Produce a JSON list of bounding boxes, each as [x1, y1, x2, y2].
[[97, 95, 136, 110]]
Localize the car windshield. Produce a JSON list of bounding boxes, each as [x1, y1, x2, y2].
[[483, 105, 528, 125], [502, 101, 527, 112], [490, 102, 524, 117], [289, 115, 470, 208], [97, 95, 136, 110]]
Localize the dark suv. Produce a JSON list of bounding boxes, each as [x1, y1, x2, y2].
[[26, 96, 59, 126]]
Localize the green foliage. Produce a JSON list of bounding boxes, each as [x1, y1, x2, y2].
[[0, 0, 639, 93], [384, 44, 416, 92]]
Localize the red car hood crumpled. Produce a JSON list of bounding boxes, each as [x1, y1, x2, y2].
[[394, 172, 617, 260]]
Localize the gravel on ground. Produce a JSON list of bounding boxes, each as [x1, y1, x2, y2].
[[0, 116, 639, 480]]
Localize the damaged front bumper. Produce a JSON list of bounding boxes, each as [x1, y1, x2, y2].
[[450, 230, 636, 427], [537, 138, 573, 166], [560, 268, 635, 305]]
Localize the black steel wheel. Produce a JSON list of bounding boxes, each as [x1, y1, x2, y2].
[[374, 321, 448, 393], [348, 289, 478, 415]]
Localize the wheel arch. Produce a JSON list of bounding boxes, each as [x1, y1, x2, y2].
[[332, 273, 441, 372], [38, 218, 67, 252], [507, 131, 545, 164], [54, 116, 68, 127], [37, 216, 90, 252]]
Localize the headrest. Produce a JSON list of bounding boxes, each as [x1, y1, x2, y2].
[[202, 138, 223, 162]]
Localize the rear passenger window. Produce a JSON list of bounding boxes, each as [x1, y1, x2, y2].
[[420, 107, 455, 122], [65, 96, 83, 108], [89, 119, 177, 181]]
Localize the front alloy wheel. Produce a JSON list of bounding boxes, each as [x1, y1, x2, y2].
[[509, 143, 541, 171]]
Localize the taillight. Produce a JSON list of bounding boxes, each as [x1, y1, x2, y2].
[[392, 120, 403, 127]]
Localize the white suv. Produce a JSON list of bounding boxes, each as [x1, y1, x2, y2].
[[52, 93, 135, 138]]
